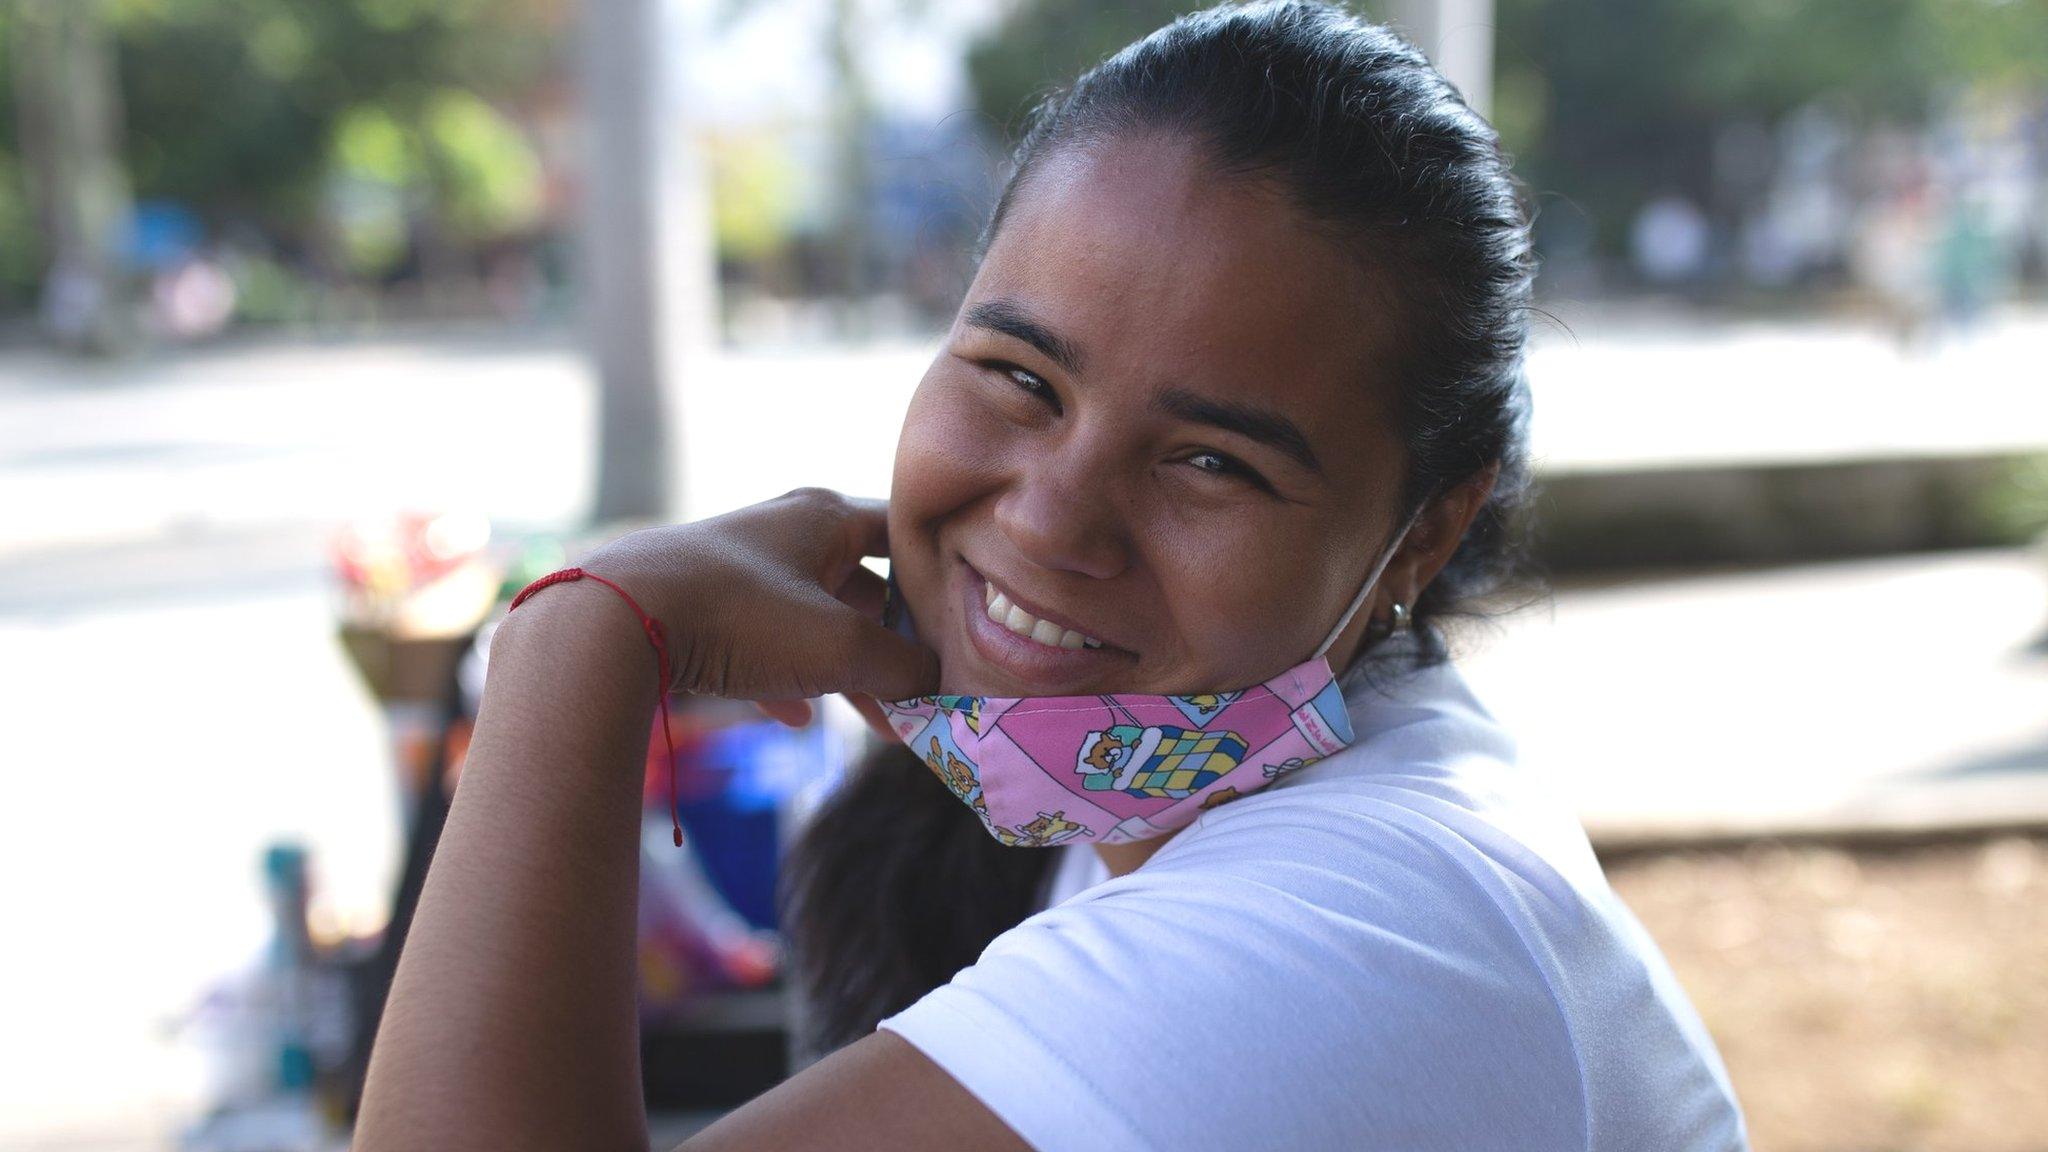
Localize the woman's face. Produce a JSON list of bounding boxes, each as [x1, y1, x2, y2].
[[889, 133, 1414, 697]]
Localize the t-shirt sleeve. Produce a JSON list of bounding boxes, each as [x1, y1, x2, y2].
[[877, 804, 1589, 1152]]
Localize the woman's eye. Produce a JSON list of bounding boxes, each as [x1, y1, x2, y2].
[[1184, 450, 1273, 492], [995, 363, 1060, 413]]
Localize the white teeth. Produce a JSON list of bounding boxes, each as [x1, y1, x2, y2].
[[982, 580, 1106, 651]]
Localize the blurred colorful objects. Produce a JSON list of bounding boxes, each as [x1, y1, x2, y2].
[[175, 843, 357, 1150], [638, 812, 781, 1014], [333, 521, 847, 1019], [331, 511, 497, 639]]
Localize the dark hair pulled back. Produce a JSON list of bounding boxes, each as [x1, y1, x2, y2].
[[782, 0, 1540, 1059]]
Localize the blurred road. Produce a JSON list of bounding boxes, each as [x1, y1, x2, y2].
[[1, 313, 2044, 1147]]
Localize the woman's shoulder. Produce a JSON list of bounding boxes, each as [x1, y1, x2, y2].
[[886, 787, 1599, 1150], [912, 653, 1749, 1150], [1104, 653, 1749, 1150]]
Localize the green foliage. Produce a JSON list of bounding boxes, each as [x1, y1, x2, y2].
[[0, 151, 38, 304], [710, 132, 805, 263], [420, 89, 545, 240], [328, 106, 416, 276], [0, 0, 563, 278], [227, 250, 319, 324], [1489, 0, 1985, 251], [0, 14, 37, 301], [964, 0, 2048, 262], [964, 0, 1192, 142], [1966, 453, 2048, 546], [322, 87, 544, 276]]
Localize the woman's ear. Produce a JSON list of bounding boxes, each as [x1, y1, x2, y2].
[[1380, 460, 1501, 610]]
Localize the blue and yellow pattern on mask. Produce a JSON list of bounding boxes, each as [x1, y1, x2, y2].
[[1074, 723, 1248, 798]]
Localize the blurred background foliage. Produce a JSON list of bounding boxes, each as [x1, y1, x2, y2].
[[109, 0, 560, 238], [966, 0, 2047, 268], [0, 0, 568, 315], [0, 0, 2041, 335]]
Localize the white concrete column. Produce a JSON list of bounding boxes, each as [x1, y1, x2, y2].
[[581, 0, 718, 522], [1387, 0, 1495, 120]]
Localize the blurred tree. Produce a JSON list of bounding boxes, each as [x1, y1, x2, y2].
[[1493, 0, 1949, 261], [9, 0, 136, 351], [0, 0, 567, 306], [1502, 0, 2048, 266], [718, 0, 939, 332], [965, 0, 2048, 270], [708, 130, 803, 269], [964, 0, 1186, 140], [825, 0, 878, 328], [325, 88, 546, 282], [0, 18, 38, 305]]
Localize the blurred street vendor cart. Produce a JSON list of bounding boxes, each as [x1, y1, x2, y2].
[[322, 513, 847, 1121]]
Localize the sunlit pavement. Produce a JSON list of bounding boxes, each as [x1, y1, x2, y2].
[[1, 311, 2044, 1147], [1457, 548, 2048, 841]]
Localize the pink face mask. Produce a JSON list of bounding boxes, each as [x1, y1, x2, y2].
[[878, 511, 1418, 846]]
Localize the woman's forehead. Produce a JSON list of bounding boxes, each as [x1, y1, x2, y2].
[[969, 134, 1402, 437]]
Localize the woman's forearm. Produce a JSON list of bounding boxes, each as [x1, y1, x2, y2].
[[354, 583, 659, 1151], [351, 495, 941, 1149]]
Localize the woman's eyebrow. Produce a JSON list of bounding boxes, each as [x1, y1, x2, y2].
[[1155, 386, 1325, 476], [962, 298, 1085, 376]]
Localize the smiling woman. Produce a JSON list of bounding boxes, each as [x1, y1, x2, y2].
[[352, 3, 1749, 1150]]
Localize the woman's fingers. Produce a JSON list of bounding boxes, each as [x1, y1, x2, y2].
[[823, 604, 940, 701], [835, 495, 893, 560], [589, 489, 934, 705], [832, 561, 889, 621], [753, 698, 815, 728]]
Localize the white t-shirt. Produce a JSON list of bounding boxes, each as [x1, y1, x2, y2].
[[877, 635, 1751, 1151]]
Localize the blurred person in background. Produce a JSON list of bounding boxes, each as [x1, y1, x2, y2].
[[1934, 192, 2013, 333], [353, 4, 1748, 1149], [1631, 191, 1712, 290], [1849, 173, 1941, 349]]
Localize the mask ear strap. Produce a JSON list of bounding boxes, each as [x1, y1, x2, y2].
[[881, 572, 917, 641], [1312, 503, 1425, 660]]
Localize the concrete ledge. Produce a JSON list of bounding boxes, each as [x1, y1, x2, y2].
[[1588, 775, 2048, 859], [1530, 452, 2048, 571]]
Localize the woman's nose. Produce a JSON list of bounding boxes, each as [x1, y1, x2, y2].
[[992, 448, 1133, 581]]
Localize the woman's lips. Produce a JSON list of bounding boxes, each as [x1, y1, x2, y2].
[[956, 561, 1131, 691], [981, 579, 1104, 650]]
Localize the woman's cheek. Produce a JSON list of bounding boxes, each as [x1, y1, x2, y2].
[[890, 382, 1013, 591], [895, 385, 1020, 509], [1152, 525, 1312, 677]]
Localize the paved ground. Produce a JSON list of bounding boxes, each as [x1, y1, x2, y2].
[[1611, 834, 2048, 1151], [1456, 549, 2048, 841], [1, 312, 2043, 1147]]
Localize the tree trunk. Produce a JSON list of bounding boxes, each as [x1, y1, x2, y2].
[[11, 0, 136, 354], [827, 0, 876, 339]]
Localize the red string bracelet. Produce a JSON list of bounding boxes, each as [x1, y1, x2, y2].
[[508, 567, 684, 847]]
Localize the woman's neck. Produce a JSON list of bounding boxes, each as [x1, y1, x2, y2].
[[1093, 833, 1177, 878]]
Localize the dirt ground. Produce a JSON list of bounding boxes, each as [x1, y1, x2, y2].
[[1606, 834, 2048, 1152]]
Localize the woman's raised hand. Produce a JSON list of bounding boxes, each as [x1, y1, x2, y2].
[[576, 488, 938, 721]]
